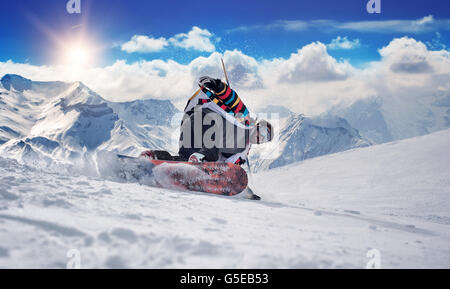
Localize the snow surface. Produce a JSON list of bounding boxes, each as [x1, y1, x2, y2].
[[0, 129, 449, 268]]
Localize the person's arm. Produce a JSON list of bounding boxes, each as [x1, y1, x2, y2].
[[198, 77, 251, 125]]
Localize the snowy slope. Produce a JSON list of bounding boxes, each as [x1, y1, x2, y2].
[[0, 129, 449, 268]]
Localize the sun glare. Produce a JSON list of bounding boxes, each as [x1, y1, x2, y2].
[[64, 44, 92, 67], [56, 35, 100, 71]]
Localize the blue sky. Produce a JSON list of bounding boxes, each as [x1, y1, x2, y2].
[[0, 0, 449, 67]]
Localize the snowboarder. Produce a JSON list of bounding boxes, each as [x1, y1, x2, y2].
[[140, 76, 273, 199]]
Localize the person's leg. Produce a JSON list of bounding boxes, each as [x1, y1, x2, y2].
[[178, 147, 197, 162], [152, 150, 175, 161], [140, 150, 176, 161]]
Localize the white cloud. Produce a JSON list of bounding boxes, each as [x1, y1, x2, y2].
[[229, 15, 450, 34], [334, 15, 437, 34], [416, 15, 434, 25], [377, 36, 449, 74], [121, 27, 216, 54], [327, 36, 361, 50], [169, 26, 215, 52], [0, 59, 192, 107], [121, 35, 168, 53], [2, 37, 449, 116], [380, 37, 431, 74], [272, 20, 308, 31], [275, 42, 354, 83], [189, 50, 262, 89], [227, 20, 308, 34]]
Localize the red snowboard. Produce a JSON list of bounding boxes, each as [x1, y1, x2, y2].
[[117, 155, 248, 196]]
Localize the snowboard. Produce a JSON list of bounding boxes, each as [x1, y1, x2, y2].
[[116, 155, 248, 196]]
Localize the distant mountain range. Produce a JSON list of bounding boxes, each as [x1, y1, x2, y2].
[[1, 73, 449, 171], [250, 114, 370, 171], [0, 74, 179, 167], [326, 92, 450, 144]]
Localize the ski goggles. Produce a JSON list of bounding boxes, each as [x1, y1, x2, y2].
[[257, 124, 271, 143]]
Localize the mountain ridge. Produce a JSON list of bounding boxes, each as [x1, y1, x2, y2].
[[0, 74, 180, 166]]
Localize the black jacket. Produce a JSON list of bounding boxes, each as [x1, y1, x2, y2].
[[178, 108, 250, 162]]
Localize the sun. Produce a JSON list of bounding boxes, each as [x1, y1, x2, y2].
[[56, 35, 99, 70], [64, 44, 93, 67]]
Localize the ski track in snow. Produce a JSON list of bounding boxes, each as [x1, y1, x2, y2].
[[0, 130, 450, 268]]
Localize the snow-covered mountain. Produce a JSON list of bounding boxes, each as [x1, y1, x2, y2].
[[0, 75, 72, 145], [327, 97, 393, 144], [2, 74, 372, 172], [4, 73, 448, 174], [251, 114, 370, 171], [256, 105, 295, 118], [1, 128, 449, 268], [328, 92, 450, 144], [0, 74, 180, 166]]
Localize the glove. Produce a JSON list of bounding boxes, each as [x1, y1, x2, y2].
[[140, 150, 156, 160], [188, 152, 205, 163], [198, 76, 225, 94]]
